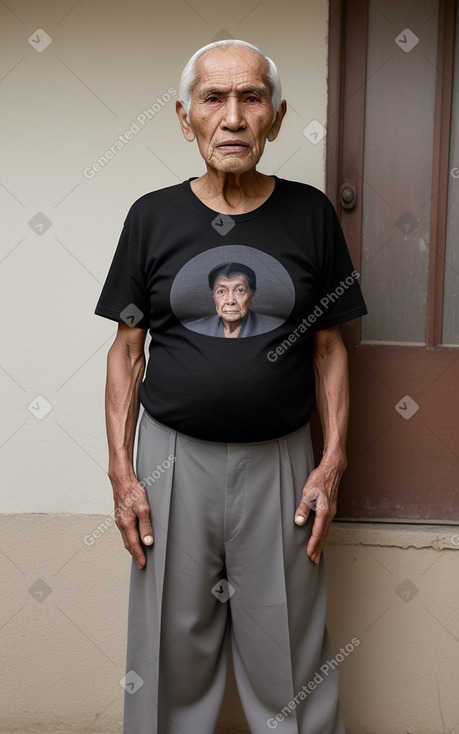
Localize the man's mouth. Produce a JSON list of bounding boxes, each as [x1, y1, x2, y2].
[[216, 140, 250, 152]]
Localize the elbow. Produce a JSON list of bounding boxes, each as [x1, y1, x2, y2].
[[317, 333, 348, 365], [108, 326, 147, 369]]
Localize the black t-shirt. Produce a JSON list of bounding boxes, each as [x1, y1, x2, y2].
[[95, 177, 367, 442]]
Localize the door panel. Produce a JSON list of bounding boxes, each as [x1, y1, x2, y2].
[[443, 2, 459, 344], [326, 0, 459, 521], [361, 0, 438, 344]]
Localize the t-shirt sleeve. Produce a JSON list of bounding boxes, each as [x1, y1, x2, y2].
[[312, 198, 367, 331], [94, 210, 150, 330]]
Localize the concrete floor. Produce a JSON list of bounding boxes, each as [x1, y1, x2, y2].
[[2, 731, 242, 734]]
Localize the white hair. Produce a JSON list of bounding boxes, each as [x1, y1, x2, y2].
[[179, 39, 282, 114]]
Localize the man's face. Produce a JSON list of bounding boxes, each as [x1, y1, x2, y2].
[[212, 274, 254, 323], [178, 46, 285, 175]]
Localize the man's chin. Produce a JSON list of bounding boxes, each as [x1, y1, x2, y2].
[[221, 315, 243, 324], [209, 154, 258, 175]]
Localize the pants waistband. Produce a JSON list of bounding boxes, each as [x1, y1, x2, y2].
[[140, 409, 310, 448]]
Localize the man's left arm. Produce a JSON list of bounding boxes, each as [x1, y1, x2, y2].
[[294, 325, 349, 564]]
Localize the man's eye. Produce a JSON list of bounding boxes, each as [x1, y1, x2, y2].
[[206, 96, 220, 103], [236, 287, 246, 293], [245, 96, 259, 103]]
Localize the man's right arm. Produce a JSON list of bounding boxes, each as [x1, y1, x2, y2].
[[105, 322, 153, 569]]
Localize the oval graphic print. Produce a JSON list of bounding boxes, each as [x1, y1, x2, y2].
[[170, 245, 295, 338]]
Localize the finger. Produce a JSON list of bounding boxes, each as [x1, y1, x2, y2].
[[127, 533, 147, 569], [117, 518, 146, 569], [306, 513, 328, 563], [308, 543, 324, 565], [133, 491, 154, 547], [294, 492, 314, 525], [130, 538, 147, 570], [294, 486, 323, 526], [294, 503, 311, 526], [138, 511, 154, 547], [308, 502, 336, 563]]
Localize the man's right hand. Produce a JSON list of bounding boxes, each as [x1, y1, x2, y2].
[[110, 470, 154, 569], [105, 322, 150, 568]]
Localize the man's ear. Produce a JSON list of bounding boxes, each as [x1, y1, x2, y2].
[[267, 100, 287, 142], [176, 100, 195, 142]]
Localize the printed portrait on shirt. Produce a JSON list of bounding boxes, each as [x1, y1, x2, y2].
[[170, 245, 295, 338]]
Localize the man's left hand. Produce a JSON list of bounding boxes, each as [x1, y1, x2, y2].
[[294, 460, 340, 564]]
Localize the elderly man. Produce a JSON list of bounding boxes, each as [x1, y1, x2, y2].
[[95, 39, 366, 734], [186, 261, 284, 337]]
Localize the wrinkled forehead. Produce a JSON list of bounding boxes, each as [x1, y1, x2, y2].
[[193, 46, 270, 92], [213, 274, 251, 290]]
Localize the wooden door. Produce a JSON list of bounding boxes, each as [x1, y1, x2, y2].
[[325, 0, 459, 521]]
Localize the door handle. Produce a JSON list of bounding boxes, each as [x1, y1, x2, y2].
[[340, 179, 357, 209]]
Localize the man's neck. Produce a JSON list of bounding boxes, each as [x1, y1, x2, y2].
[[190, 169, 275, 214]]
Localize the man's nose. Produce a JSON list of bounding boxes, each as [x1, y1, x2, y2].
[[225, 290, 236, 303], [221, 97, 246, 130]]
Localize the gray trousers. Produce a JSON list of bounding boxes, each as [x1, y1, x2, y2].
[[124, 411, 345, 734]]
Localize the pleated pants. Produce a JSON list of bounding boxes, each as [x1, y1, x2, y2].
[[123, 410, 345, 734]]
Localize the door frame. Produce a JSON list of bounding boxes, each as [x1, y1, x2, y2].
[[324, 0, 459, 522], [326, 0, 456, 348]]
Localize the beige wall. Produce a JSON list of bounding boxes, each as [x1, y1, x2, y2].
[[2, 1, 459, 733], [0, 0, 329, 518], [2, 515, 459, 733]]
